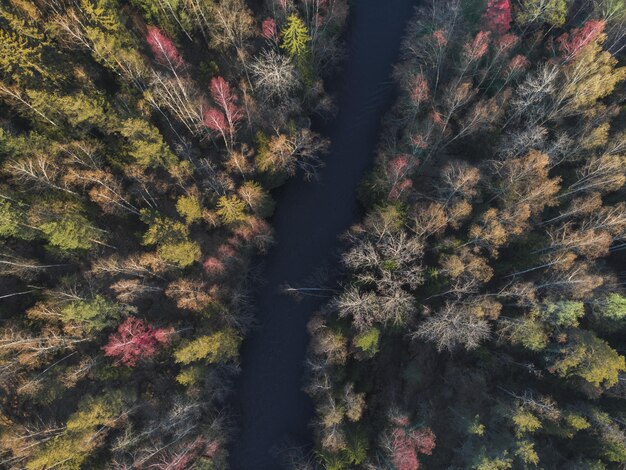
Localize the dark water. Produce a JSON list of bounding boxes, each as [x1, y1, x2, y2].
[[229, 1, 419, 468]]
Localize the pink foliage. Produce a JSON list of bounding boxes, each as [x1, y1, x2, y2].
[[155, 437, 206, 470], [203, 108, 227, 133], [208, 76, 242, 131], [411, 135, 429, 149], [234, 216, 272, 243], [557, 20, 606, 60], [103, 316, 172, 367], [432, 30, 448, 47], [495, 33, 519, 52], [389, 179, 413, 201], [203, 256, 226, 275], [464, 31, 491, 61], [262, 18, 277, 40], [218, 243, 237, 258], [389, 425, 436, 470], [507, 54, 530, 73], [204, 439, 221, 458], [410, 74, 430, 104], [482, 0, 512, 35], [430, 111, 444, 127], [388, 155, 410, 178], [146, 26, 185, 69]]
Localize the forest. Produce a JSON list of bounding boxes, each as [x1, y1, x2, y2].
[[0, 0, 347, 468], [304, 0, 626, 469], [3, 0, 626, 469]]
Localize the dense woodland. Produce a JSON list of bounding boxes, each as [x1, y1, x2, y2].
[[305, 0, 626, 468], [0, 0, 347, 468]]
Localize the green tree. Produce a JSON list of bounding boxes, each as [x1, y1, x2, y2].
[[0, 27, 46, 81], [594, 293, 626, 322], [120, 118, 177, 168], [39, 215, 102, 251], [0, 198, 23, 238], [514, 0, 568, 26], [141, 211, 189, 246], [157, 240, 201, 267], [26, 391, 124, 470], [216, 195, 247, 224], [280, 15, 311, 58], [141, 211, 200, 267], [174, 328, 241, 364], [512, 409, 542, 437], [539, 301, 585, 328], [507, 316, 549, 351], [61, 295, 121, 333], [176, 195, 203, 225], [352, 327, 380, 358], [27, 90, 109, 129], [551, 330, 626, 389]]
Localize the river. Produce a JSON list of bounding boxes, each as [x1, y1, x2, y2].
[[229, 1, 419, 468]]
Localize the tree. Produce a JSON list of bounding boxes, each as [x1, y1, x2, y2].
[[482, 0, 512, 35], [0, 198, 26, 238], [381, 415, 436, 470], [26, 391, 125, 470], [414, 302, 491, 352], [140, 211, 201, 266], [237, 181, 275, 217], [280, 14, 311, 58], [204, 76, 242, 149], [255, 129, 329, 181], [514, 0, 568, 27], [39, 214, 102, 251], [165, 278, 212, 312], [157, 240, 201, 267], [557, 20, 606, 60], [174, 329, 241, 364], [248, 49, 298, 101], [216, 195, 247, 224], [261, 17, 277, 41], [61, 295, 121, 333], [353, 327, 380, 358], [593, 293, 626, 324], [146, 26, 185, 69], [103, 316, 172, 367], [176, 195, 203, 224], [550, 330, 626, 389], [0, 27, 46, 82], [120, 118, 177, 168], [208, 0, 254, 53]]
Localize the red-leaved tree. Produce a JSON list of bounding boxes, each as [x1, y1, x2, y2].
[[262, 17, 277, 41], [203, 256, 226, 276], [146, 26, 185, 70], [410, 73, 430, 105], [203, 76, 243, 149], [103, 316, 172, 367], [482, 0, 512, 35], [557, 20, 606, 60], [463, 31, 491, 62], [388, 425, 436, 470]]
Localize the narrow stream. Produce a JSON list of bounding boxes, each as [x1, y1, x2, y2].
[[230, 1, 419, 468]]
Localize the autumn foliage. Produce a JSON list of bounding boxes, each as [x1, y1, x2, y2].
[[482, 0, 512, 35], [103, 316, 172, 367], [387, 418, 436, 470], [557, 20, 606, 60], [146, 26, 185, 69]]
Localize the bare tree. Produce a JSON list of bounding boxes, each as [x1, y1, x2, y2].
[[413, 302, 491, 352]]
